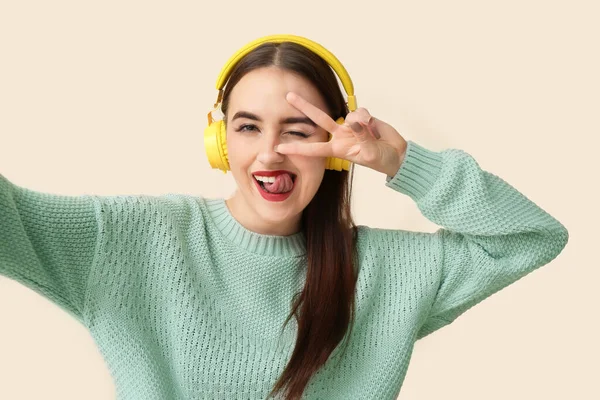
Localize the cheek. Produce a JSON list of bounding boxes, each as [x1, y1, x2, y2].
[[226, 133, 250, 166], [293, 154, 327, 173], [294, 159, 326, 187]]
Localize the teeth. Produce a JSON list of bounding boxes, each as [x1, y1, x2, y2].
[[253, 173, 295, 183], [254, 175, 277, 183]]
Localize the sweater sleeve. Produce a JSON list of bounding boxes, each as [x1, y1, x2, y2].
[[383, 141, 569, 340], [0, 174, 99, 324]]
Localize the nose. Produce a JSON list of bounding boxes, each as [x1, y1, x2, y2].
[[256, 133, 285, 165]]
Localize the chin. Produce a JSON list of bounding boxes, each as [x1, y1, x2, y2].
[[256, 202, 296, 219]]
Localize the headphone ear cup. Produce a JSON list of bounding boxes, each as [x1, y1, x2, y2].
[[325, 117, 352, 171], [203, 120, 230, 173], [219, 121, 230, 171]]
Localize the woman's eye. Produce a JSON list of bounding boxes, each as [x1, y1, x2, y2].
[[236, 124, 309, 138], [288, 131, 310, 138], [238, 124, 258, 132]]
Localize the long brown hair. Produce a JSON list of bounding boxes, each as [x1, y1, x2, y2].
[[220, 41, 359, 400]]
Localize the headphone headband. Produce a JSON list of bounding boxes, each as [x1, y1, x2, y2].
[[212, 34, 357, 112], [204, 34, 354, 173]]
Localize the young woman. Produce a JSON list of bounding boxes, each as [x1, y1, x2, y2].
[[0, 35, 569, 400]]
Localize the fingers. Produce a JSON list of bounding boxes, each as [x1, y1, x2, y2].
[[286, 92, 339, 134], [346, 118, 380, 141], [274, 141, 331, 157], [346, 121, 371, 143], [349, 122, 363, 132], [286, 92, 381, 140], [344, 108, 380, 140], [344, 107, 371, 126], [364, 119, 381, 140]]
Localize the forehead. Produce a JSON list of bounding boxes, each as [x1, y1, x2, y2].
[[228, 67, 329, 116]]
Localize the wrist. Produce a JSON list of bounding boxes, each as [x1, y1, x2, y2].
[[384, 145, 407, 178]]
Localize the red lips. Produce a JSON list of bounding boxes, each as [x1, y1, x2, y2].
[[252, 170, 296, 178]]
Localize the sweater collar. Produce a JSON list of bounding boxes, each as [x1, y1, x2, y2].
[[203, 197, 307, 257]]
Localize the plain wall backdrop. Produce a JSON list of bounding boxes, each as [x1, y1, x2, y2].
[[0, 1, 596, 398]]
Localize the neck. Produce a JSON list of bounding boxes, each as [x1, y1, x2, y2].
[[225, 192, 302, 237]]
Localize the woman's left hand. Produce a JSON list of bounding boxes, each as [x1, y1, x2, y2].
[[275, 92, 408, 177]]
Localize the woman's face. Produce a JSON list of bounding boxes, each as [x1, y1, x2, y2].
[[224, 66, 331, 236]]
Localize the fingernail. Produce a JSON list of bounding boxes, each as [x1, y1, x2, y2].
[[350, 122, 363, 133], [365, 116, 373, 125], [371, 126, 381, 140], [273, 145, 279, 152]]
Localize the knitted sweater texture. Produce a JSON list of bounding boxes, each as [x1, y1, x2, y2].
[[0, 140, 569, 399]]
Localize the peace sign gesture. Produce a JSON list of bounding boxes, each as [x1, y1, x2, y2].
[[274, 92, 408, 177]]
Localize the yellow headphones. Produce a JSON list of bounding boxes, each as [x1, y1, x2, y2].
[[204, 34, 357, 173]]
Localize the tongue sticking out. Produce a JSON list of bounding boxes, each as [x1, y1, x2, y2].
[[262, 174, 294, 194]]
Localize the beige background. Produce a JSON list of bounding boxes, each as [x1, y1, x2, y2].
[[0, 1, 596, 399]]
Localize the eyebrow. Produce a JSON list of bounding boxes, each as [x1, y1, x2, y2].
[[231, 111, 316, 127]]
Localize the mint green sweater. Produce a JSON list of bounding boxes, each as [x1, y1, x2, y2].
[[0, 141, 568, 399]]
